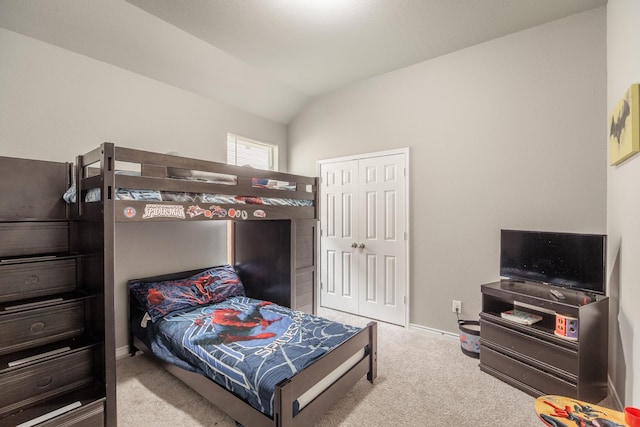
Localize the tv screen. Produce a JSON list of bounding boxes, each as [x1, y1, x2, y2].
[[500, 229, 606, 295]]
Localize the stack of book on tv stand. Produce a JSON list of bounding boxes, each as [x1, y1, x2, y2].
[[500, 309, 543, 325]]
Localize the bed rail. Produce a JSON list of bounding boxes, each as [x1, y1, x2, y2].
[[274, 322, 377, 426], [73, 143, 318, 222]]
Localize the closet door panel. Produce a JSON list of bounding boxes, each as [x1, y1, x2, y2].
[[357, 154, 406, 326], [320, 161, 359, 313]]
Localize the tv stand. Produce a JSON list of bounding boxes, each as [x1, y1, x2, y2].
[[479, 280, 608, 402]]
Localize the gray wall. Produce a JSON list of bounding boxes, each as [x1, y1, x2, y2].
[[0, 27, 287, 352], [289, 9, 607, 334], [606, 0, 640, 408]]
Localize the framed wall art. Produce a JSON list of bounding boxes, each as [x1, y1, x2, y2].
[[609, 83, 640, 166]]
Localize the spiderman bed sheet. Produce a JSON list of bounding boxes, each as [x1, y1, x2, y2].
[[128, 266, 365, 418]]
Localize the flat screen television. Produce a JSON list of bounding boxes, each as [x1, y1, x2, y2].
[[500, 229, 606, 295]]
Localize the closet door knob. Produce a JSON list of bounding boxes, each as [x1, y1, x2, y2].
[[351, 243, 358, 248], [358, 243, 365, 249]]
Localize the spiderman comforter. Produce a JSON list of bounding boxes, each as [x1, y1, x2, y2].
[[139, 296, 361, 416]]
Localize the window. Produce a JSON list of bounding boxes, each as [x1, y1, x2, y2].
[[227, 133, 278, 171]]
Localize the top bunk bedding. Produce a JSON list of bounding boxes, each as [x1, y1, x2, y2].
[[70, 143, 318, 222]]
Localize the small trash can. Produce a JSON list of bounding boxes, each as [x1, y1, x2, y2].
[[458, 319, 481, 358]]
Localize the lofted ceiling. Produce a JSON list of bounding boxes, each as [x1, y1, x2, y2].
[[0, 0, 607, 123]]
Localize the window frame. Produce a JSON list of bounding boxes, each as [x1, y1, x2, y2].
[[227, 133, 278, 171]]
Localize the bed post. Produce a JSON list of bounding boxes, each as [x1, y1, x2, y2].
[[274, 379, 294, 427], [368, 322, 378, 382], [74, 154, 82, 217], [101, 142, 118, 426]]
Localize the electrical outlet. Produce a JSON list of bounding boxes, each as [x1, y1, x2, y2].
[[452, 300, 462, 313]]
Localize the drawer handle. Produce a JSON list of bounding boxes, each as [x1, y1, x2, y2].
[[30, 321, 46, 334], [36, 375, 53, 388], [25, 274, 40, 285]]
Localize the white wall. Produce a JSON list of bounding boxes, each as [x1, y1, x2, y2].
[[607, 0, 640, 408], [289, 9, 607, 335], [0, 28, 287, 165], [0, 27, 288, 351]]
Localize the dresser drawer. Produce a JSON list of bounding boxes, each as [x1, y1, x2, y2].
[[0, 301, 85, 355], [0, 348, 93, 416], [480, 345, 577, 397], [0, 222, 69, 258], [481, 319, 578, 375], [0, 259, 76, 303], [36, 399, 104, 427]]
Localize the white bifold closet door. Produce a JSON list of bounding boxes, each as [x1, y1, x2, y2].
[[320, 152, 407, 326]]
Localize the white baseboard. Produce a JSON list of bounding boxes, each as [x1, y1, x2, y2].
[[409, 323, 459, 340], [608, 376, 624, 410], [116, 345, 132, 360]]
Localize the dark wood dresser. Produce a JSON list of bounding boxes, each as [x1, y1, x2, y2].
[[479, 280, 608, 403], [0, 156, 113, 426]]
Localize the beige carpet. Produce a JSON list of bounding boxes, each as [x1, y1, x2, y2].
[[115, 309, 561, 426]]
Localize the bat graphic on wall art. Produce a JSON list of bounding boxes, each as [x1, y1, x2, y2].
[[609, 84, 640, 166], [610, 99, 630, 144]]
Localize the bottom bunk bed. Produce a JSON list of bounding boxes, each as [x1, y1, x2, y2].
[[127, 265, 377, 427]]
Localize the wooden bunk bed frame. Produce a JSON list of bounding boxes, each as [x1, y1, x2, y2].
[[73, 143, 319, 223], [73, 142, 378, 427]]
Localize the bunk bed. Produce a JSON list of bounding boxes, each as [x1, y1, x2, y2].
[[72, 142, 378, 427]]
